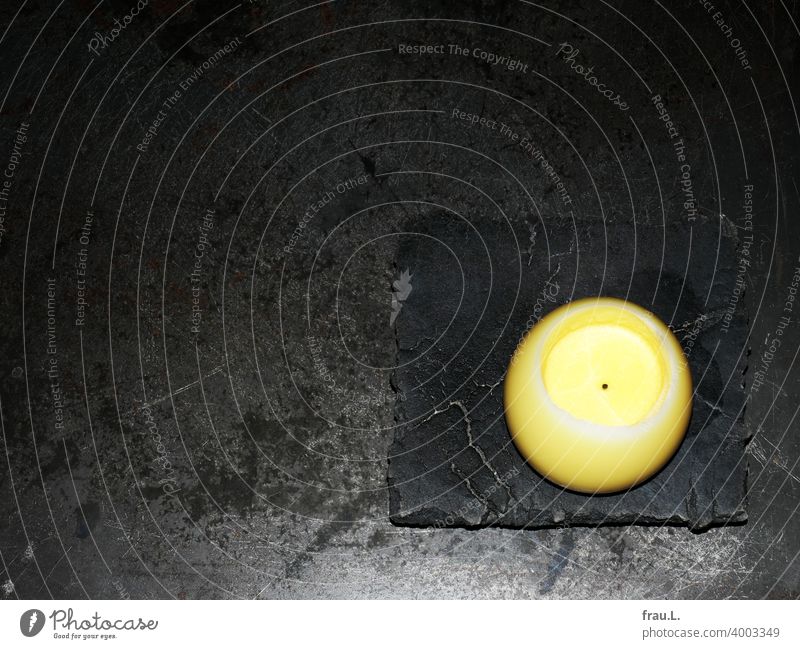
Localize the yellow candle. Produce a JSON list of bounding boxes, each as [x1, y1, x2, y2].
[[504, 297, 693, 494]]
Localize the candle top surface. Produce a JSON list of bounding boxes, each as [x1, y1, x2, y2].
[[542, 321, 667, 426]]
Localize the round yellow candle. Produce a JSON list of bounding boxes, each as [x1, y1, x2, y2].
[[504, 297, 693, 494]]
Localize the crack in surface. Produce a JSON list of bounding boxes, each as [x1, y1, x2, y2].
[[669, 307, 730, 336], [449, 462, 491, 520], [472, 376, 504, 390], [448, 400, 514, 505], [696, 395, 728, 418]]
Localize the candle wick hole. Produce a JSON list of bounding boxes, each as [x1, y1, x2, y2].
[[602, 383, 608, 390]]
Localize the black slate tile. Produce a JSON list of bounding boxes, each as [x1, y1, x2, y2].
[[389, 214, 749, 530]]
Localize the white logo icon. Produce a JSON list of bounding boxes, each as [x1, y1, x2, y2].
[[390, 269, 413, 326]]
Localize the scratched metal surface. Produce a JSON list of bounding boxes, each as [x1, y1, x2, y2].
[[0, 1, 798, 599]]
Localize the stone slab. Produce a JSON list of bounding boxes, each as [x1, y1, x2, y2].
[[389, 215, 749, 531]]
